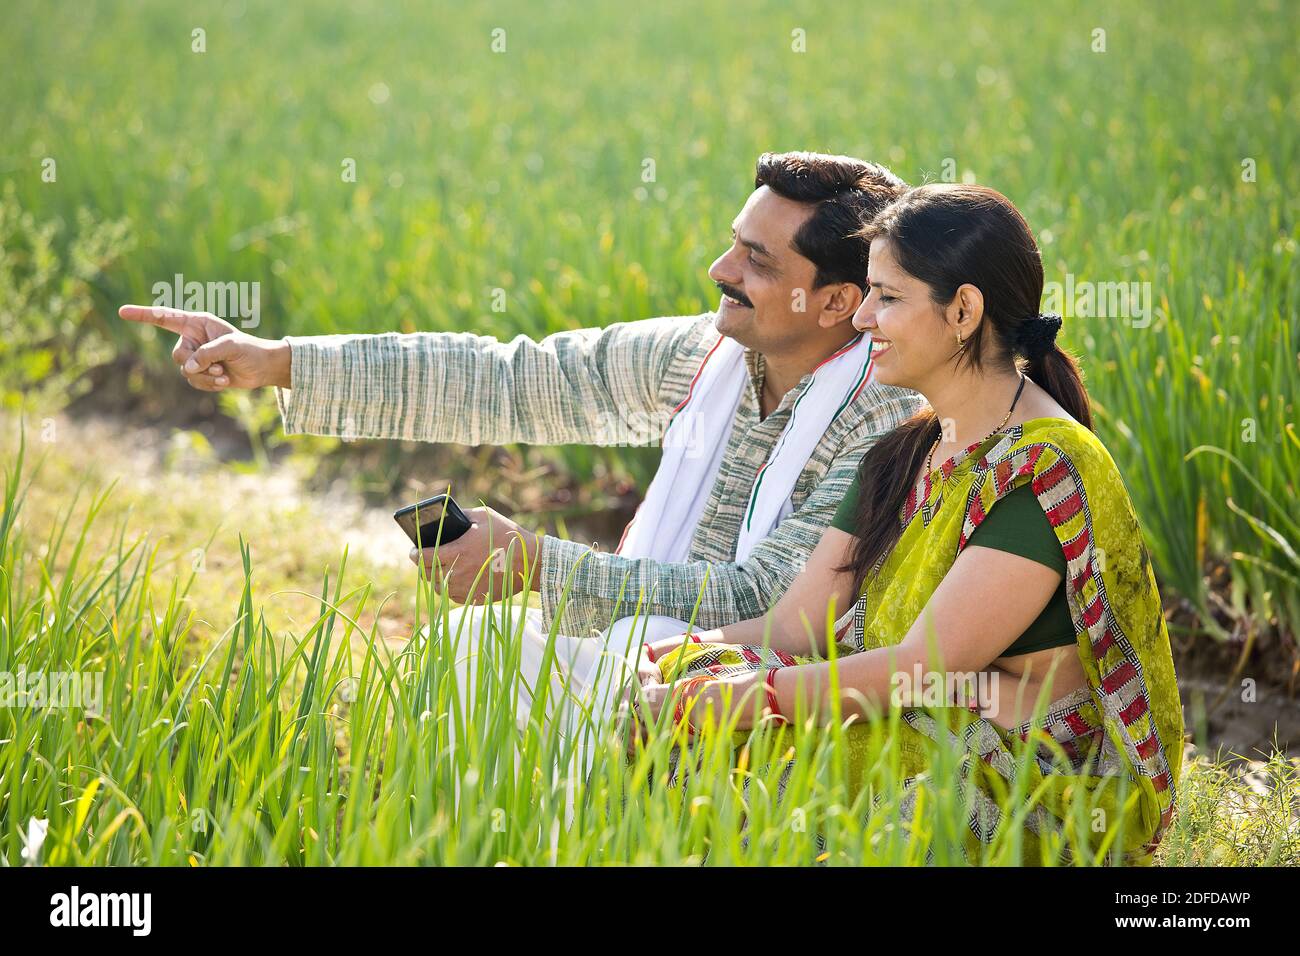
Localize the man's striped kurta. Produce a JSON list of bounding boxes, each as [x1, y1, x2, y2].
[[276, 313, 923, 637]]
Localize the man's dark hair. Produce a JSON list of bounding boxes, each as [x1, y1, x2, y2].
[[754, 151, 907, 290]]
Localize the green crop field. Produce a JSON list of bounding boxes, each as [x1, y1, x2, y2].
[[0, 0, 1296, 866]]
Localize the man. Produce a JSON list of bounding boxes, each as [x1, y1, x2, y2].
[[119, 152, 921, 733]]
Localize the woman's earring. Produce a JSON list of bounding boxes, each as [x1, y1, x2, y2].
[[956, 330, 966, 349]]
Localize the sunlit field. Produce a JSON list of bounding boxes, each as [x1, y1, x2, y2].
[[1, 0, 1297, 866]]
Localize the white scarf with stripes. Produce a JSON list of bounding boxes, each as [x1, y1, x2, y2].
[[615, 331, 874, 564]]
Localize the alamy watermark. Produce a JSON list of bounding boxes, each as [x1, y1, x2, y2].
[[890, 664, 1000, 715], [590, 406, 710, 458], [0, 668, 104, 715], [151, 272, 261, 328], [50, 886, 151, 936], [1043, 272, 1152, 328]]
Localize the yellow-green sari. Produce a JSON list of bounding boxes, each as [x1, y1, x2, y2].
[[659, 417, 1183, 863]]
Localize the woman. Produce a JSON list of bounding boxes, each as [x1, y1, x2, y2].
[[628, 183, 1183, 863]]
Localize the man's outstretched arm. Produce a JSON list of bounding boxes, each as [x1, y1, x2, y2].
[[118, 304, 716, 448], [273, 316, 714, 447]]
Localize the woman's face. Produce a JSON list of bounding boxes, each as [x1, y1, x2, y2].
[[852, 238, 955, 391]]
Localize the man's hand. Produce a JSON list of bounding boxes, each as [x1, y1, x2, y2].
[[409, 506, 543, 604], [118, 305, 291, 391]]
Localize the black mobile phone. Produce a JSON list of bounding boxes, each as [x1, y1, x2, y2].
[[393, 493, 474, 549]]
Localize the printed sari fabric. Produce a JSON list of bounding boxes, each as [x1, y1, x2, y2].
[[656, 418, 1183, 864]]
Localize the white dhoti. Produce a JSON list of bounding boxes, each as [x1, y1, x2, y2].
[[435, 605, 692, 780]]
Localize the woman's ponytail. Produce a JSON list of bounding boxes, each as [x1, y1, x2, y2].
[[1014, 312, 1092, 430]]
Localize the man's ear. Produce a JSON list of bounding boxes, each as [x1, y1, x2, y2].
[[816, 281, 865, 329], [947, 283, 986, 340]]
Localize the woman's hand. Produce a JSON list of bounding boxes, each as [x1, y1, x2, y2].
[[625, 633, 695, 691], [640, 630, 710, 678], [634, 646, 662, 685], [620, 671, 765, 754]]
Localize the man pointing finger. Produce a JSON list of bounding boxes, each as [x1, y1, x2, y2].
[[118, 305, 291, 392]]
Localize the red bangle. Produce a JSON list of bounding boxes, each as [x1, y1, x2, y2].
[[764, 669, 788, 724], [673, 685, 692, 735], [643, 644, 657, 663], [688, 634, 702, 644], [674, 676, 712, 736]]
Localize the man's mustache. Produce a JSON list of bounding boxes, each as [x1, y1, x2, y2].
[[715, 282, 754, 308]]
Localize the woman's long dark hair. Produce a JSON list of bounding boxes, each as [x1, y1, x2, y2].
[[838, 183, 1092, 590]]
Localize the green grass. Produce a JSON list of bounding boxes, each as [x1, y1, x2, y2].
[[2, 0, 1296, 642], [0, 0, 1297, 865], [2, 437, 1295, 866]]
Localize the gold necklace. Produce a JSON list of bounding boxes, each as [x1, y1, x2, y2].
[[925, 373, 1027, 479]]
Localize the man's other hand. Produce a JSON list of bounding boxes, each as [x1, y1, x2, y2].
[[118, 304, 291, 391], [409, 506, 543, 604]]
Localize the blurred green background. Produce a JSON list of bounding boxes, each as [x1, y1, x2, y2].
[[1, 0, 1297, 653]]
